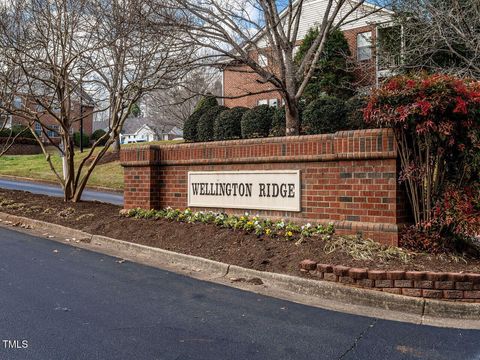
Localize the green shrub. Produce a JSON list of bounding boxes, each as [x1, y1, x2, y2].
[[214, 106, 247, 140], [295, 28, 355, 103], [301, 96, 347, 134], [194, 94, 218, 113], [184, 95, 219, 142], [0, 125, 35, 139], [241, 105, 274, 139], [12, 125, 35, 138], [345, 96, 370, 130], [269, 106, 286, 137], [365, 74, 480, 249], [73, 132, 90, 148], [183, 111, 202, 142], [91, 129, 108, 145], [196, 105, 228, 142]]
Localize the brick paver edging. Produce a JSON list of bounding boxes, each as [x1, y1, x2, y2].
[[299, 260, 480, 301]]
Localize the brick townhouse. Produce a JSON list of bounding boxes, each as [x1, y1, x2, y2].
[[6, 94, 94, 144], [222, 0, 399, 108]]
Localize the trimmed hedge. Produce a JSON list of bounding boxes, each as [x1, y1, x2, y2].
[[241, 105, 275, 139], [183, 111, 202, 142], [0, 125, 35, 139], [0, 136, 37, 145], [184, 95, 219, 142], [269, 106, 286, 137], [345, 96, 370, 130], [214, 107, 248, 140], [197, 105, 228, 142], [73, 132, 90, 148], [91, 129, 108, 146], [194, 94, 218, 113], [301, 96, 347, 135]]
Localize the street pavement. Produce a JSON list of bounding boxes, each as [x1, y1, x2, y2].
[[0, 178, 123, 205], [0, 227, 479, 360]]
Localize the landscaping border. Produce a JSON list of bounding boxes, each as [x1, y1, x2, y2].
[[300, 260, 480, 301], [1, 210, 480, 329]]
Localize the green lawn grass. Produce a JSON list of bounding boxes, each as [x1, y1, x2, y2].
[[0, 140, 184, 190], [0, 151, 124, 190]]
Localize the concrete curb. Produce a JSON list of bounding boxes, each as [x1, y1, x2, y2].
[[90, 235, 230, 278], [227, 265, 426, 315], [1, 211, 479, 327]]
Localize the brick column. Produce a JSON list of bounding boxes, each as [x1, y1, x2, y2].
[[120, 146, 162, 210]]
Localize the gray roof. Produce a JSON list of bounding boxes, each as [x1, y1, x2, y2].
[[121, 117, 180, 135]]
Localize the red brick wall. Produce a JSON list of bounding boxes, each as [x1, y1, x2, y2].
[[0, 141, 42, 155], [343, 25, 377, 88], [121, 129, 408, 246], [223, 26, 378, 108], [223, 65, 283, 108]]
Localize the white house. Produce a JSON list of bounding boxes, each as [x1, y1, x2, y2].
[[120, 117, 184, 144]]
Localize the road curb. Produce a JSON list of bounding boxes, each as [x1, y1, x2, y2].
[[0, 212, 92, 241], [1, 211, 480, 326], [227, 265, 426, 315], [90, 234, 230, 278]]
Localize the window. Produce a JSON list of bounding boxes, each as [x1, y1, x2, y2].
[[257, 99, 279, 107], [357, 32, 372, 61], [47, 125, 59, 138], [268, 99, 278, 107], [13, 96, 23, 109], [34, 122, 42, 136], [35, 104, 45, 113], [258, 54, 268, 67]]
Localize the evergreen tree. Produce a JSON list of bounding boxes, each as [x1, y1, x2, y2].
[[295, 28, 355, 103]]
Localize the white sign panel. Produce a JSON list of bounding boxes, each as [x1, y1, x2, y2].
[[188, 170, 301, 212]]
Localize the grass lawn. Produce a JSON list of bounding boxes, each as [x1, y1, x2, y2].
[[0, 151, 124, 190], [0, 140, 183, 190]]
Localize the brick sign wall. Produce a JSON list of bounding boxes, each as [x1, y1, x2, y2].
[[120, 129, 408, 246]]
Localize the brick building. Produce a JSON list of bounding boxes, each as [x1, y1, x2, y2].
[[6, 94, 94, 144], [222, 0, 399, 108]]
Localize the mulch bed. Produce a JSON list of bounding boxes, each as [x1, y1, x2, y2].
[[1, 188, 479, 275]]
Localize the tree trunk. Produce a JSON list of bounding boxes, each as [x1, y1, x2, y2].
[[285, 100, 300, 136], [111, 135, 121, 153]]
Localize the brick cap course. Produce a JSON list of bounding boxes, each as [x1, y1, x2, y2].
[[120, 128, 397, 167], [299, 259, 480, 302]]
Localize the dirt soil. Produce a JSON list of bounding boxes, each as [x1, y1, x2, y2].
[[1, 188, 479, 275]]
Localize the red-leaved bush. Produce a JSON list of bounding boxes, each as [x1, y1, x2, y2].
[[365, 73, 480, 252]]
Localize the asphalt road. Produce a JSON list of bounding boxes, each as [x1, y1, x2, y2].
[[1, 227, 479, 360], [0, 178, 123, 205]]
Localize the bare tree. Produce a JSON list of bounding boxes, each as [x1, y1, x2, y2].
[[160, 0, 391, 135], [0, 0, 193, 201], [143, 68, 222, 129], [391, 0, 480, 79]]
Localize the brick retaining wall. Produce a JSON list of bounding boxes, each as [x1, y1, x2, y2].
[[300, 260, 480, 302], [1, 142, 42, 155], [120, 129, 408, 245]]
